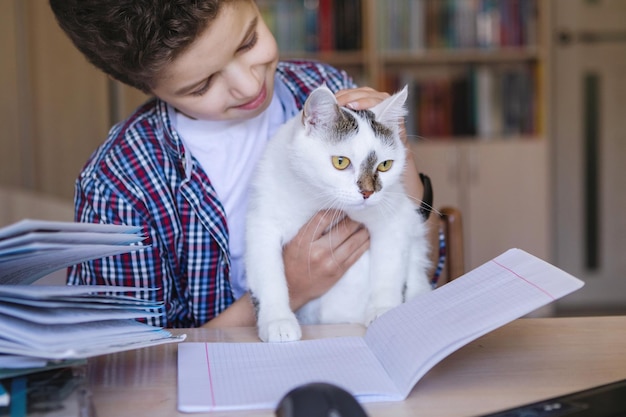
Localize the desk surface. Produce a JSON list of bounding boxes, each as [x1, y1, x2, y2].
[[87, 316, 626, 417]]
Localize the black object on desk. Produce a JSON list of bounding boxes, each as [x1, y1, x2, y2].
[[275, 382, 368, 417], [482, 378, 626, 417]]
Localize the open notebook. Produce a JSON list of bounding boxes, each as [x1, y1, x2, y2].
[[177, 248, 584, 412]]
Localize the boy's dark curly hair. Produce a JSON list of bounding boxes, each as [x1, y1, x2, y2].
[[49, 0, 237, 93]]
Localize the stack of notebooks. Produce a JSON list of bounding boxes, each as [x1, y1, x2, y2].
[[0, 285, 184, 361], [0, 219, 146, 285], [0, 219, 185, 363]]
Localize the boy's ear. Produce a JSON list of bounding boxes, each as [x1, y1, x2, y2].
[[371, 85, 408, 126], [302, 84, 339, 134]]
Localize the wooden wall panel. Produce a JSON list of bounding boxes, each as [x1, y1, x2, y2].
[[0, 0, 24, 190], [1, 1, 151, 202], [27, 1, 110, 199]]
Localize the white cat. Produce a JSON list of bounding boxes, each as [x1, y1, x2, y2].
[[245, 85, 431, 342]]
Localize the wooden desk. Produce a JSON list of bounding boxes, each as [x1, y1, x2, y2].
[[87, 316, 626, 417]]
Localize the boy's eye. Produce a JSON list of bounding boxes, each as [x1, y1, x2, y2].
[[332, 156, 351, 170], [191, 77, 213, 96], [237, 32, 258, 53], [377, 160, 394, 172]]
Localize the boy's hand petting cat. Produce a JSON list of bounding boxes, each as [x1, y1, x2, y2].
[[282, 210, 369, 310], [335, 86, 390, 111]]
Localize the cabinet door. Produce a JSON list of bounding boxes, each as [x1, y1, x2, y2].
[[467, 141, 550, 269], [410, 141, 464, 210], [412, 140, 550, 271]]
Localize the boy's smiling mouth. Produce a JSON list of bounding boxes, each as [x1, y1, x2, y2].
[[236, 83, 267, 111]]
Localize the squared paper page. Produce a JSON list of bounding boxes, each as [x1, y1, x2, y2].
[[0, 330, 185, 359], [177, 337, 401, 412], [0, 244, 147, 284], [0, 315, 159, 347], [0, 219, 141, 240], [364, 248, 585, 398], [0, 231, 145, 251], [0, 303, 162, 324], [0, 285, 155, 299]]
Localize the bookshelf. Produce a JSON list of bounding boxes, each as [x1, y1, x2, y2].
[[264, 0, 546, 141], [260, 0, 552, 270]]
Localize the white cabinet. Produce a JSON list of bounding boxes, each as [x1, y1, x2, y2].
[[411, 140, 550, 270]]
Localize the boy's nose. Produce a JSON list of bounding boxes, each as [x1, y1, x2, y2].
[[227, 65, 261, 99]]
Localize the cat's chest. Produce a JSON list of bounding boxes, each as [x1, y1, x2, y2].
[[297, 252, 372, 324]]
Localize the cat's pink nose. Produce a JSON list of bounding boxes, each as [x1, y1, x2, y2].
[[361, 190, 373, 199]]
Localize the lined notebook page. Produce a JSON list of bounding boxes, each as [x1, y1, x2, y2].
[[365, 248, 585, 398], [177, 249, 584, 412], [177, 337, 400, 412]]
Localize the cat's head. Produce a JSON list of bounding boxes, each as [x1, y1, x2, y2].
[[293, 84, 409, 210]]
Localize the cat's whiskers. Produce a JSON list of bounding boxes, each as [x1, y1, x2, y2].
[[290, 194, 344, 276], [386, 191, 441, 217], [405, 134, 429, 143], [322, 204, 350, 268], [297, 200, 347, 283], [372, 196, 397, 219]]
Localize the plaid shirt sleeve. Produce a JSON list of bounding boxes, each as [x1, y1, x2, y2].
[[68, 100, 233, 328]]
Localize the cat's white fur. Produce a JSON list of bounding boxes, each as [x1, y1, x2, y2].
[[245, 85, 431, 342]]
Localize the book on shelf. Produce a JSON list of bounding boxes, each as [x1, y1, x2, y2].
[[177, 248, 584, 412], [376, 0, 538, 52], [258, 0, 362, 53], [385, 63, 537, 140]]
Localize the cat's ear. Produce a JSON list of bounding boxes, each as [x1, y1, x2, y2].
[[371, 85, 408, 126], [302, 84, 339, 133]]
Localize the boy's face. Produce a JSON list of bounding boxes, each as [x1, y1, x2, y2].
[[152, 0, 279, 121]]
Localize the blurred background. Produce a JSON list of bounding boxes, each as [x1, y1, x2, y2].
[[2, 0, 625, 315]]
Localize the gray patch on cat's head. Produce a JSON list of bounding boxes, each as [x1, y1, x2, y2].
[[357, 151, 382, 197], [333, 108, 359, 141], [353, 109, 394, 145], [328, 108, 395, 145], [303, 94, 396, 146], [302, 102, 359, 143]]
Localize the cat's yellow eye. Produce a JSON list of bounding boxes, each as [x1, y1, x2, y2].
[[377, 160, 394, 172], [332, 156, 351, 170]]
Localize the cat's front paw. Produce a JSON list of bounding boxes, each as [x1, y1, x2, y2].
[[364, 305, 394, 326], [258, 317, 302, 342]]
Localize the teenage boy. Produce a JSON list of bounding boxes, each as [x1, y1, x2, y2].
[[49, 0, 426, 328]]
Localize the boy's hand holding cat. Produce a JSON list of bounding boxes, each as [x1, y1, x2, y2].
[[283, 210, 370, 310]]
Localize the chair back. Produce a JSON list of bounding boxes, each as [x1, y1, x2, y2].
[[428, 206, 465, 288]]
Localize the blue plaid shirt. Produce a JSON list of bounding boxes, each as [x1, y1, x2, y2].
[[68, 61, 355, 328]]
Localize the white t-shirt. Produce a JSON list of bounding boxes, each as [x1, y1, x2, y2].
[[174, 87, 286, 299]]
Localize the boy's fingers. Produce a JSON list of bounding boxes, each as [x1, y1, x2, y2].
[[335, 87, 390, 110], [293, 210, 343, 245]]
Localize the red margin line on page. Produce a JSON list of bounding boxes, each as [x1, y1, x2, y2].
[[491, 259, 556, 300], [204, 343, 217, 408]]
